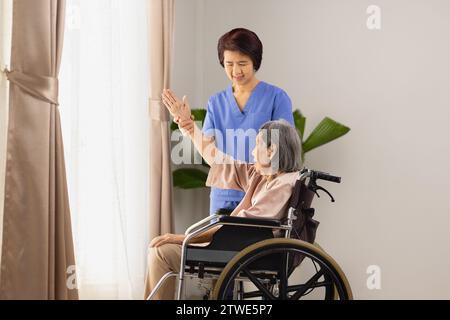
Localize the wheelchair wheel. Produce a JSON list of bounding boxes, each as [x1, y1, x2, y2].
[[211, 238, 352, 300]]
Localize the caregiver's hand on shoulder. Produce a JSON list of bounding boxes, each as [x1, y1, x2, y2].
[[162, 89, 191, 121], [149, 233, 186, 248]]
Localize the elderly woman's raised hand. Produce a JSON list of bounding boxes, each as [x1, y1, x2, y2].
[[162, 89, 192, 122]]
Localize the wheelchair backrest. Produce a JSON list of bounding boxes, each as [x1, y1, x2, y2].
[[287, 180, 319, 244], [286, 180, 320, 272]]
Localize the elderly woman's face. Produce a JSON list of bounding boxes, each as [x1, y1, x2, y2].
[[223, 50, 256, 86], [252, 132, 277, 175]]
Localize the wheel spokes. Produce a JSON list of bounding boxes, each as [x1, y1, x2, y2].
[[287, 280, 333, 293], [290, 269, 326, 300], [241, 267, 277, 300], [278, 252, 288, 299], [214, 241, 351, 301]]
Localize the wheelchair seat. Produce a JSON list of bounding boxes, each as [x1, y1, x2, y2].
[[185, 181, 317, 274], [185, 216, 276, 269]]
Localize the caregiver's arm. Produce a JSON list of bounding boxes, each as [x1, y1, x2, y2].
[[162, 89, 219, 166]]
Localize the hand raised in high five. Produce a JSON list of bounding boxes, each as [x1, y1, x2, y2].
[[161, 89, 192, 122]]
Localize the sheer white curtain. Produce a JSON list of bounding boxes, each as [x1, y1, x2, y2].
[[0, 0, 13, 273], [59, 0, 150, 299]]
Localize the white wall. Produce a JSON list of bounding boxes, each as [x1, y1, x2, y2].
[[172, 0, 450, 299]]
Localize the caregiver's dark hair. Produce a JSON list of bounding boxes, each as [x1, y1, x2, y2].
[[217, 28, 263, 71], [260, 120, 303, 173]]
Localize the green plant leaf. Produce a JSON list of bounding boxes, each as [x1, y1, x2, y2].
[[170, 121, 179, 131], [173, 168, 208, 189], [303, 117, 350, 153], [192, 109, 207, 123], [293, 109, 306, 139]]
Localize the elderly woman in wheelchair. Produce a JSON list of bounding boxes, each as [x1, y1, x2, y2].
[[144, 90, 352, 300]]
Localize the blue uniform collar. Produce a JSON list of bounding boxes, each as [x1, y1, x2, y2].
[[226, 81, 265, 116]]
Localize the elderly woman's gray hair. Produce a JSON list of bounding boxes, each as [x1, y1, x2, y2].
[[259, 119, 303, 172]]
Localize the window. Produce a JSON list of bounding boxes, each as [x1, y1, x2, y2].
[[59, 0, 150, 299]]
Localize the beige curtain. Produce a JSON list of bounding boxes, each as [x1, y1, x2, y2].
[[148, 0, 175, 240], [0, 0, 13, 279], [0, 0, 78, 299]]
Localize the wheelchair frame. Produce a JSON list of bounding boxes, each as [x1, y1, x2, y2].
[[147, 169, 351, 300]]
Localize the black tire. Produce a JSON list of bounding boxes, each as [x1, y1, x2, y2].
[[212, 238, 352, 300]]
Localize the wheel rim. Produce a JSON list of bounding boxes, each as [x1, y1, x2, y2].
[[212, 239, 352, 300]]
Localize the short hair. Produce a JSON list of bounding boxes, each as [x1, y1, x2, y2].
[[217, 28, 263, 71], [259, 120, 303, 173]]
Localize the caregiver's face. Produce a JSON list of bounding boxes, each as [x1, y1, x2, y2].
[[223, 50, 256, 85]]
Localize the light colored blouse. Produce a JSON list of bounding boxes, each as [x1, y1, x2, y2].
[[205, 155, 300, 221]]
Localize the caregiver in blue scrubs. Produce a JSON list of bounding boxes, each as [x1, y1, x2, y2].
[[204, 28, 295, 215], [169, 28, 295, 215]]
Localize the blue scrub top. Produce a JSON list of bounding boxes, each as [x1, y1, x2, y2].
[[202, 81, 295, 212]]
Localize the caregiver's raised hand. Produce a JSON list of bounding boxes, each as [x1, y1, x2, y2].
[[162, 89, 191, 121]]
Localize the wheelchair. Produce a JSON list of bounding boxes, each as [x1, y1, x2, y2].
[[147, 168, 353, 300]]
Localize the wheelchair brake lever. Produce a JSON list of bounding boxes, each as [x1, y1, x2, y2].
[[308, 179, 336, 202], [315, 185, 335, 202]]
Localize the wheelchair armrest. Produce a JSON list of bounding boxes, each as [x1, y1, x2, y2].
[[184, 214, 220, 235], [217, 215, 281, 227], [215, 208, 233, 216]]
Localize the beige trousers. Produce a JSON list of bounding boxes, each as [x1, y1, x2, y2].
[[144, 244, 182, 300]]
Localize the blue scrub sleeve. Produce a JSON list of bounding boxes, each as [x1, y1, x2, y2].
[[202, 98, 215, 136], [272, 91, 295, 126]]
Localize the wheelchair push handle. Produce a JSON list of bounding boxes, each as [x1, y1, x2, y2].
[[300, 169, 341, 203], [315, 171, 341, 183], [300, 168, 342, 184]]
